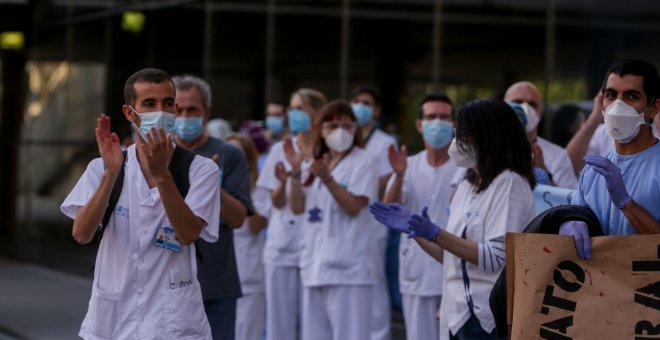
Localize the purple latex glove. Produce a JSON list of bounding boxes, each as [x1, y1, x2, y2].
[[584, 155, 631, 209], [369, 201, 413, 235], [559, 220, 592, 260], [407, 207, 441, 242]]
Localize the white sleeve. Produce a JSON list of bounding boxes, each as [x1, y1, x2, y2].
[[251, 186, 272, 218], [550, 149, 578, 190], [186, 157, 222, 242], [479, 173, 533, 273], [60, 158, 105, 219], [256, 142, 284, 192]]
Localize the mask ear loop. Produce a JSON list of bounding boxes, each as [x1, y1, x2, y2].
[[128, 106, 147, 141], [644, 97, 656, 125]]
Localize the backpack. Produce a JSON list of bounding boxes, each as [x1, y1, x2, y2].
[[97, 146, 196, 242]]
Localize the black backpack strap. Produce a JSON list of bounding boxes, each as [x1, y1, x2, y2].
[[169, 146, 195, 198], [98, 150, 127, 242]]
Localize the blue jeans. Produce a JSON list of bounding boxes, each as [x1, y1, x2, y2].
[[204, 297, 237, 340], [449, 314, 498, 340]]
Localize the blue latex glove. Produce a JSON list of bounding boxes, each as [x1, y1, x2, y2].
[[369, 202, 412, 235], [584, 155, 631, 209], [407, 207, 441, 242], [559, 220, 592, 260]]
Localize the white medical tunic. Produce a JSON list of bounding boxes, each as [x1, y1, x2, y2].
[[60, 145, 221, 340], [572, 141, 660, 236], [364, 128, 398, 178], [389, 150, 458, 296], [537, 137, 577, 189], [234, 187, 269, 294], [299, 147, 379, 287], [256, 137, 312, 267], [440, 170, 533, 340]]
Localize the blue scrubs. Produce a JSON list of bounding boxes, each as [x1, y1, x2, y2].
[[572, 141, 660, 236]]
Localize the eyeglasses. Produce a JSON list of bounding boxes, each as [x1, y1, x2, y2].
[[322, 122, 356, 131]]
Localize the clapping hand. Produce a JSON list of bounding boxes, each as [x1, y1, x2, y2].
[[407, 207, 441, 242], [95, 114, 124, 176], [369, 201, 413, 236], [387, 144, 408, 176]]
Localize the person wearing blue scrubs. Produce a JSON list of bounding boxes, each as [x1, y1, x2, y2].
[[562, 59, 660, 259]]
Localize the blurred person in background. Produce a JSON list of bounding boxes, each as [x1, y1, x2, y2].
[[226, 132, 270, 340], [173, 74, 253, 340], [240, 120, 270, 171], [504, 81, 577, 189], [372, 99, 535, 340], [61, 68, 221, 339], [264, 100, 288, 146], [256, 88, 327, 340], [550, 103, 587, 148], [350, 83, 396, 340], [380, 93, 459, 340], [287, 99, 378, 340], [560, 59, 660, 260]]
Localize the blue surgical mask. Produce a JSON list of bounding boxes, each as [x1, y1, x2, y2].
[[265, 116, 285, 135], [422, 120, 453, 149], [174, 116, 204, 141], [130, 106, 176, 139], [351, 103, 373, 126], [288, 109, 311, 134]]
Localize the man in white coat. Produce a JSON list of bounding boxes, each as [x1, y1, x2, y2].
[[382, 93, 459, 340], [504, 81, 578, 189], [61, 68, 221, 339]]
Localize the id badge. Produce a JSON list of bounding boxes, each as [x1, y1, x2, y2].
[[153, 226, 182, 252]]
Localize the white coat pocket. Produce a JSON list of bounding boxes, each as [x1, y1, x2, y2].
[[161, 279, 209, 338], [90, 289, 122, 339]]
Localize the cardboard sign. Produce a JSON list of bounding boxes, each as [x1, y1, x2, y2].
[[533, 184, 575, 216], [506, 233, 660, 339]]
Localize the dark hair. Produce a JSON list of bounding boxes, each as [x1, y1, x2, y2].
[[601, 59, 660, 105], [304, 99, 364, 186], [124, 68, 174, 105], [418, 93, 454, 119], [456, 99, 535, 193], [350, 83, 381, 106]]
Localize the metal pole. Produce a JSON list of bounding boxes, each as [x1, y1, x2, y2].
[[339, 0, 350, 98], [203, 0, 213, 81], [544, 0, 556, 119], [264, 0, 275, 105], [431, 0, 442, 93]]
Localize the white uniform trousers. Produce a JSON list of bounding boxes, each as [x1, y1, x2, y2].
[[236, 293, 265, 340], [402, 294, 442, 340], [302, 285, 372, 340], [264, 264, 302, 340], [371, 230, 392, 340]]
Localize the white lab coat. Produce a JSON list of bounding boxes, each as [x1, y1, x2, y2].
[[60, 145, 221, 340], [439, 170, 533, 340]]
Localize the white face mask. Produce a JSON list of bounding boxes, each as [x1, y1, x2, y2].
[[448, 138, 477, 168], [519, 102, 540, 133], [324, 127, 354, 153], [602, 99, 649, 143]]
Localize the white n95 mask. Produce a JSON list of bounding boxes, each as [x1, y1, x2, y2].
[[324, 128, 354, 153], [602, 99, 649, 143], [448, 138, 477, 168]]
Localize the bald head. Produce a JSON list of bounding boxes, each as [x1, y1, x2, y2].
[[504, 81, 543, 118]]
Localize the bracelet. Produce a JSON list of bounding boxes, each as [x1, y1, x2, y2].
[[289, 171, 301, 180]]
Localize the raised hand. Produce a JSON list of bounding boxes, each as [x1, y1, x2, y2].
[[559, 220, 592, 259], [311, 153, 330, 181], [369, 201, 412, 235], [407, 207, 441, 242], [283, 137, 302, 171], [388, 144, 407, 176], [275, 161, 288, 183], [584, 155, 631, 208], [137, 126, 174, 180], [95, 114, 124, 176]]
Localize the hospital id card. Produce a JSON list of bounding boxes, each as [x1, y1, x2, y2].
[[153, 226, 182, 252]]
